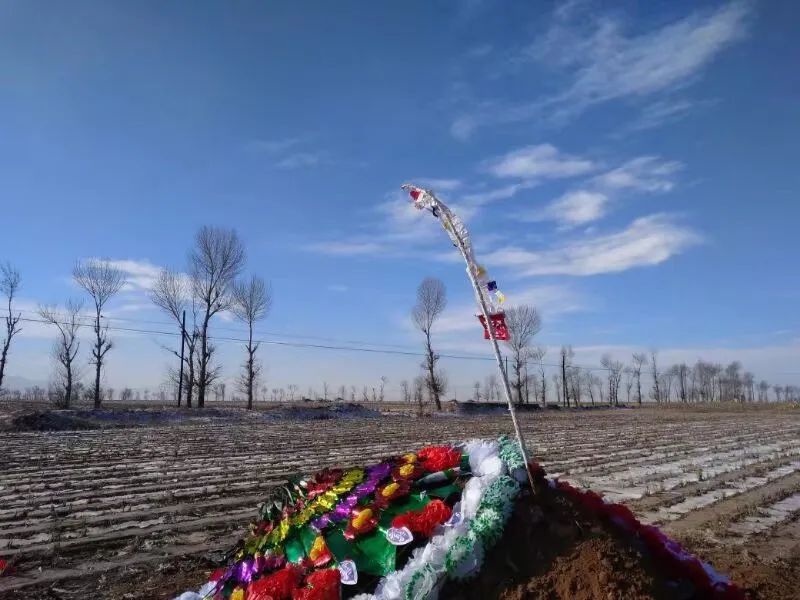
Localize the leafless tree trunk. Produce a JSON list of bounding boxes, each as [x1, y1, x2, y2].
[[411, 277, 447, 410], [190, 226, 245, 408], [632, 352, 646, 405], [231, 275, 271, 410], [151, 269, 199, 408], [560, 346, 573, 407], [400, 380, 410, 403], [73, 259, 125, 409], [503, 305, 542, 405], [601, 355, 623, 406], [40, 301, 83, 408], [413, 375, 426, 414], [0, 263, 22, 394]]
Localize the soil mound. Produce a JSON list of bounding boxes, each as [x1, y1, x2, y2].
[[9, 410, 100, 431], [442, 485, 694, 600]]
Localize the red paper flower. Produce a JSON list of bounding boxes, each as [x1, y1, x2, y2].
[[373, 479, 411, 509], [417, 446, 461, 473], [391, 499, 452, 538], [344, 505, 378, 540], [293, 568, 341, 600], [247, 565, 304, 600], [0, 559, 12, 577], [306, 468, 344, 499]]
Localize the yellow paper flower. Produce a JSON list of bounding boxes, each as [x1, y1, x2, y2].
[[398, 463, 415, 478], [401, 453, 417, 463], [352, 508, 374, 529], [230, 588, 245, 600], [381, 482, 399, 497]]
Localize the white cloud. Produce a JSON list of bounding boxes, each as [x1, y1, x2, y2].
[[522, 190, 609, 227], [414, 178, 463, 191], [306, 241, 386, 256], [452, 2, 750, 136], [621, 98, 702, 134], [450, 115, 478, 141], [593, 156, 682, 192], [275, 152, 321, 169], [535, 2, 749, 118], [485, 144, 596, 179], [522, 155, 682, 227], [462, 181, 537, 205], [327, 284, 349, 293], [484, 214, 701, 276], [103, 259, 162, 291]]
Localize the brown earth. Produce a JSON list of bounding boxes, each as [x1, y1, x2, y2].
[[442, 486, 687, 600]]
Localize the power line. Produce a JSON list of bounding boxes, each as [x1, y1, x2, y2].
[[18, 316, 616, 372]]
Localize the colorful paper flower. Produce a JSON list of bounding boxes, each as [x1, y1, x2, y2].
[[292, 568, 341, 600], [417, 446, 461, 473], [391, 462, 423, 482], [344, 505, 378, 540], [246, 564, 304, 600], [373, 479, 411, 509], [307, 535, 332, 567], [391, 499, 453, 538]]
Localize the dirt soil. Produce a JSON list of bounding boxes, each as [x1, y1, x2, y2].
[[442, 485, 689, 600]]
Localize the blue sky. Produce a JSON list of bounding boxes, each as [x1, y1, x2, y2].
[[1, 0, 798, 397]]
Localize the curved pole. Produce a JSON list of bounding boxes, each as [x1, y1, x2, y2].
[[402, 184, 537, 492]]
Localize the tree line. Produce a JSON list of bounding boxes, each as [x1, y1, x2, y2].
[[1, 256, 798, 409], [0, 226, 271, 410]]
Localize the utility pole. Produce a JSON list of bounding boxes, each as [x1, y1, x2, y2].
[[177, 310, 186, 407]]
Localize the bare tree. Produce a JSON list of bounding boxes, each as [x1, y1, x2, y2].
[[411, 277, 447, 410], [231, 275, 271, 409], [378, 376, 388, 402], [72, 259, 125, 409], [39, 301, 83, 408], [322, 381, 329, 401], [757, 380, 769, 402], [484, 373, 500, 403], [400, 380, 410, 403], [412, 375, 426, 413], [601, 354, 623, 406], [649, 350, 662, 403], [631, 352, 646, 405], [190, 226, 245, 407], [672, 363, 689, 403], [349, 385, 356, 402], [472, 381, 482, 402], [151, 269, 198, 407], [503, 305, 542, 405], [0, 263, 22, 394], [623, 367, 634, 404], [338, 384, 346, 401]]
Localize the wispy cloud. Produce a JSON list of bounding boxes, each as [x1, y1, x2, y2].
[[414, 178, 463, 191], [452, 2, 751, 137], [521, 190, 610, 227], [522, 155, 683, 227], [103, 259, 162, 292], [306, 241, 386, 257], [275, 152, 322, 169], [484, 214, 701, 276], [484, 144, 596, 179], [593, 156, 682, 192], [244, 135, 325, 170], [245, 137, 306, 154]]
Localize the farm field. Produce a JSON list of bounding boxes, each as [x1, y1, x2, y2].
[[0, 404, 799, 599]]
